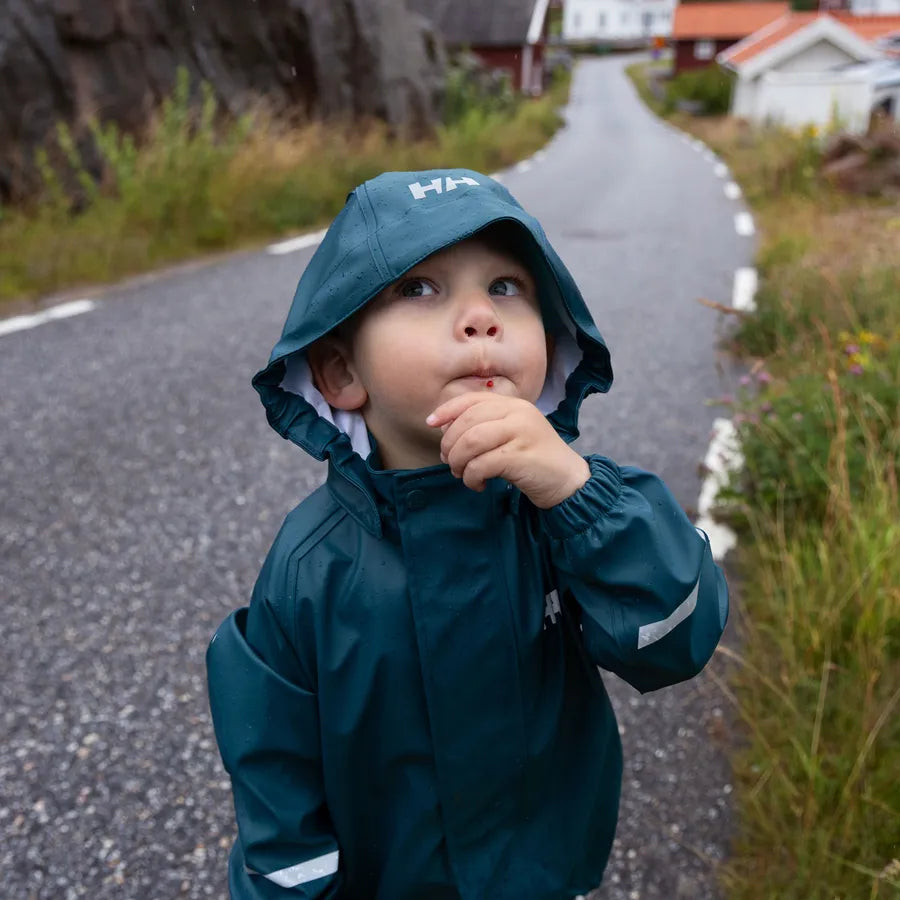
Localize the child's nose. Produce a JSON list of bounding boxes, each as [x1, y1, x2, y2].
[[457, 293, 502, 340]]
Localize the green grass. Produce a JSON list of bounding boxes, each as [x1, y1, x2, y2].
[[625, 62, 900, 898], [0, 68, 570, 306]]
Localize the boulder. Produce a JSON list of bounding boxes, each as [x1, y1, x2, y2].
[[0, 0, 445, 202], [821, 124, 900, 197]]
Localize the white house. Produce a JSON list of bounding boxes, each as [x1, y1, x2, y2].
[[718, 12, 900, 131], [850, 0, 900, 14], [562, 0, 677, 45]]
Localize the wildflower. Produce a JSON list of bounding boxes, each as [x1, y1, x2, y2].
[[844, 343, 860, 356], [739, 374, 752, 386], [792, 412, 804, 422], [756, 370, 773, 385], [760, 401, 773, 414], [849, 364, 864, 376], [858, 330, 876, 345], [718, 394, 735, 406]]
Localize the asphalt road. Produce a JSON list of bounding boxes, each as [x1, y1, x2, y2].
[[1, 55, 752, 898]]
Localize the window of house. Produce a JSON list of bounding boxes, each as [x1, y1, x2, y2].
[[598, 12, 606, 30], [694, 40, 715, 60]]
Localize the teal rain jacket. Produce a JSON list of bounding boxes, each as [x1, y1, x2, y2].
[[207, 169, 729, 899]]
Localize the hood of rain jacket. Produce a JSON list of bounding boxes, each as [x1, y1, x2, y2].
[[207, 169, 729, 900]]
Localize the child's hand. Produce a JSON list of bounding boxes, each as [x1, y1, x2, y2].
[[426, 393, 590, 509]]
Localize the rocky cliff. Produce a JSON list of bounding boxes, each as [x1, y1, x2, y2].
[[0, 0, 444, 201]]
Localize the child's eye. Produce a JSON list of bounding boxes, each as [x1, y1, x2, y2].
[[488, 278, 523, 297], [398, 278, 436, 298]]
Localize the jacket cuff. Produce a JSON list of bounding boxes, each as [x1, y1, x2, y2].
[[539, 455, 623, 540]]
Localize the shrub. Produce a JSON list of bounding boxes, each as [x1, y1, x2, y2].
[[664, 64, 734, 116]]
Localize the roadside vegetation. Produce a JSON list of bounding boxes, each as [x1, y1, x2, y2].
[[627, 61, 899, 898], [0, 65, 569, 307]]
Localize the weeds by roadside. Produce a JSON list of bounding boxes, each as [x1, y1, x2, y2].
[[0, 67, 569, 306], [626, 63, 900, 898]]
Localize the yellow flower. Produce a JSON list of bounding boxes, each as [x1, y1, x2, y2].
[[858, 330, 877, 345]]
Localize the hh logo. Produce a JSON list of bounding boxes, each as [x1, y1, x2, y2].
[[408, 176, 480, 200]]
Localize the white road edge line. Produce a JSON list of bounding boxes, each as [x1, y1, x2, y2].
[[515, 160, 532, 173], [0, 299, 97, 338], [734, 211, 755, 236], [696, 417, 743, 561], [724, 181, 742, 200], [733, 267, 758, 312], [714, 162, 729, 179], [266, 229, 328, 256]]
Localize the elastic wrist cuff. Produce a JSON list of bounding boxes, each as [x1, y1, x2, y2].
[[540, 455, 623, 540]]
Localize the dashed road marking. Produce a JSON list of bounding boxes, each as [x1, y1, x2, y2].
[[266, 229, 328, 256], [734, 211, 755, 236], [696, 417, 743, 560], [515, 160, 533, 173], [724, 181, 742, 200], [733, 267, 758, 312], [0, 299, 97, 338], [714, 163, 729, 178]]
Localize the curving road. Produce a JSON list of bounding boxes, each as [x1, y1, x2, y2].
[[0, 55, 751, 898]]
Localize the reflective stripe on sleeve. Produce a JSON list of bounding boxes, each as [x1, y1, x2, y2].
[[261, 850, 340, 888], [637, 577, 700, 649]]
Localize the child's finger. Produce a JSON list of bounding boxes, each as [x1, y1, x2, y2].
[[439, 399, 510, 461], [426, 392, 491, 428], [444, 419, 513, 478], [459, 443, 515, 492]]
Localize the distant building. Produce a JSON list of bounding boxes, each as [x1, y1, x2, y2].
[[407, 0, 553, 94], [562, 0, 677, 47], [848, 0, 900, 13], [718, 11, 900, 129], [670, 2, 790, 74]]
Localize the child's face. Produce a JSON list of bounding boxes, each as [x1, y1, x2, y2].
[[324, 236, 550, 470]]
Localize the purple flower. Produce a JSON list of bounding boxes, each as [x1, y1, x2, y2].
[[739, 374, 752, 386], [849, 364, 864, 376], [844, 343, 860, 356], [756, 370, 773, 384], [760, 401, 773, 414], [718, 394, 735, 406]]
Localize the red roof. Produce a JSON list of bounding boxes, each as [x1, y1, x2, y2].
[[721, 11, 900, 65], [671, 2, 790, 40]]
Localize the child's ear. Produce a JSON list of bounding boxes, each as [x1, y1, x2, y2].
[[306, 337, 367, 411]]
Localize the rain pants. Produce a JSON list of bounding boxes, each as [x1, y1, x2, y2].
[[207, 169, 729, 899]]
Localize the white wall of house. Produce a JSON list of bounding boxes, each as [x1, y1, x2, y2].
[[755, 70, 874, 130], [563, 0, 676, 43], [773, 39, 859, 72], [850, 0, 900, 13]]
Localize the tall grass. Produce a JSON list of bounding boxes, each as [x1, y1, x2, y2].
[[624, 63, 900, 897], [0, 67, 569, 305], [718, 422, 899, 898]]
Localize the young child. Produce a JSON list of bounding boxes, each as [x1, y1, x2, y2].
[[207, 168, 729, 899]]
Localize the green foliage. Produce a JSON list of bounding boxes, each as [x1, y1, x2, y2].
[[715, 332, 899, 527], [0, 64, 570, 303], [664, 64, 734, 116], [442, 54, 519, 126]]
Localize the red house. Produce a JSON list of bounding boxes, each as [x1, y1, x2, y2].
[[407, 0, 553, 95], [671, 2, 790, 75]]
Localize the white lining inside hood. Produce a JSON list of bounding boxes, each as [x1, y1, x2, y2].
[[278, 331, 583, 460]]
